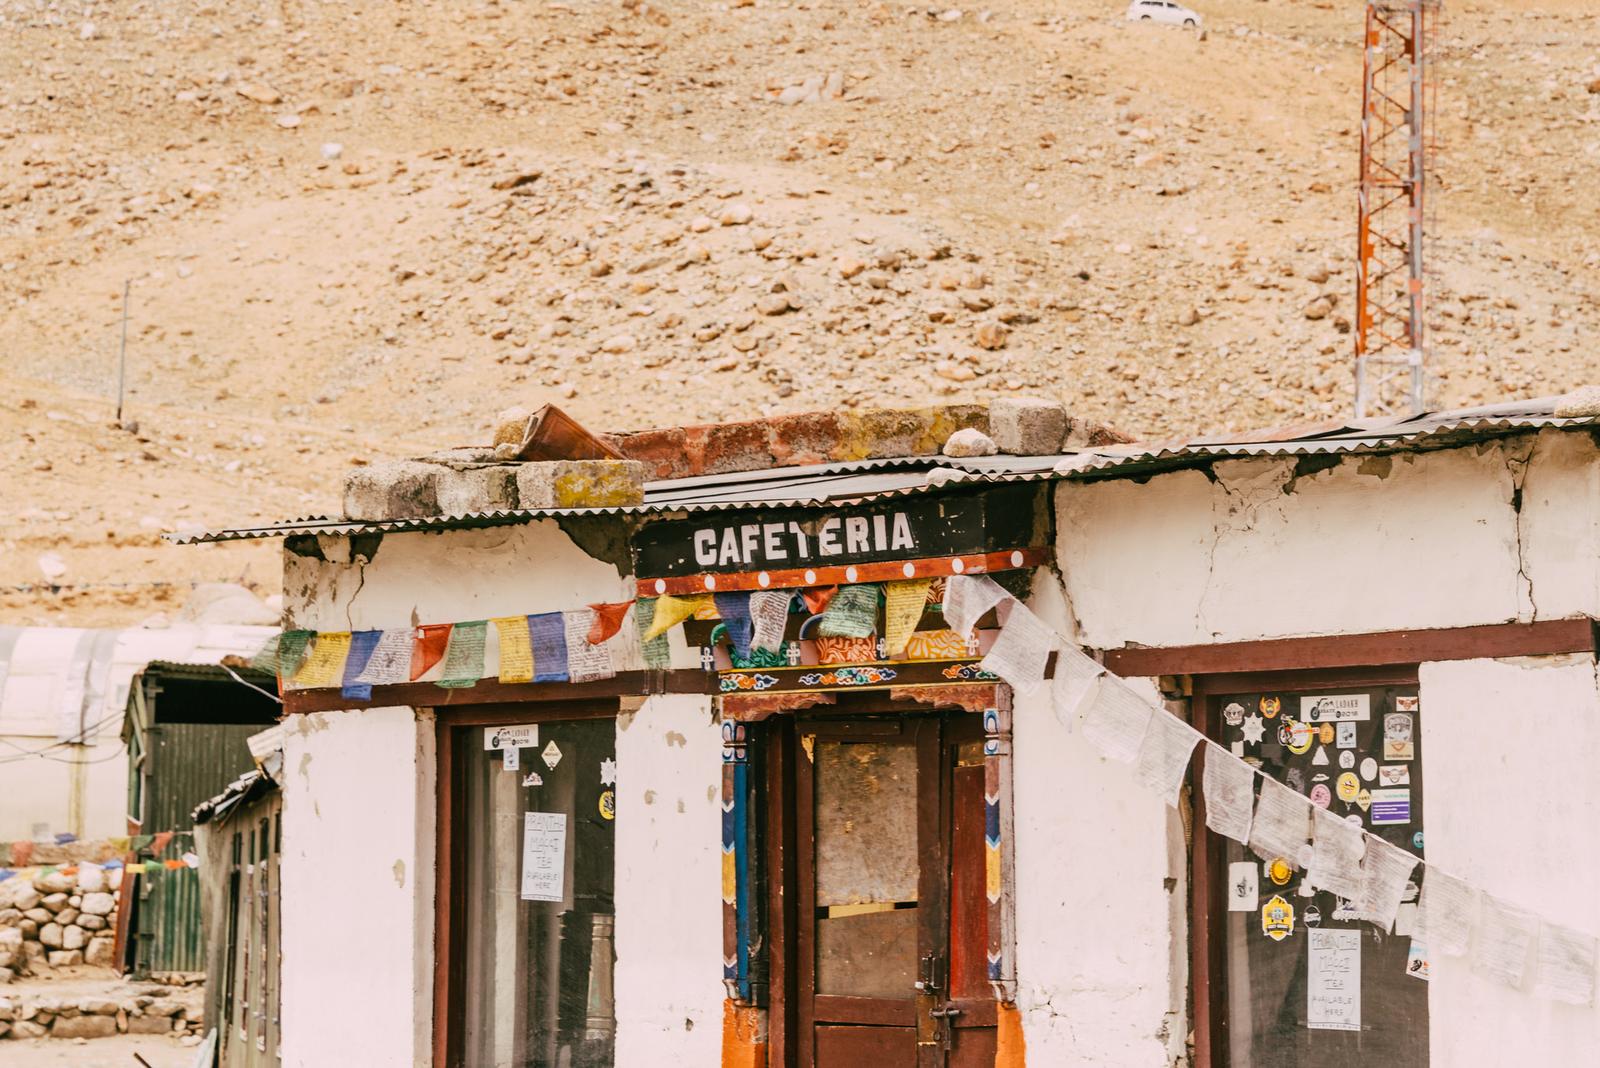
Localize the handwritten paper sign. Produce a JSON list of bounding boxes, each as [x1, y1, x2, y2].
[[520, 812, 567, 902], [1307, 928, 1362, 1031]]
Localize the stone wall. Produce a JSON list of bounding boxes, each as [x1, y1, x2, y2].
[[0, 863, 122, 981], [0, 979, 205, 1042]]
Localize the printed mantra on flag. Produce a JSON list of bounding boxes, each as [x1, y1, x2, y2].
[[693, 514, 917, 568]]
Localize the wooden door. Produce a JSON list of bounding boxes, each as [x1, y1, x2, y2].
[[793, 713, 996, 1068]]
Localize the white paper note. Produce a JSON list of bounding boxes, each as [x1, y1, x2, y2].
[[1419, 867, 1477, 957], [564, 610, 617, 684], [1248, 777, 1312, 868], [941, 574, 1009, 637], [1227, 861, 1259, 912], [1476, 894, 1538, 988], [979, 602, 1057, 695], [749, 590, 793, 653], [354, 628, 416, 686], [1082, 674, 1154, 764], [1353, 838, 1419, 931], [520, 812, 567, 902], [1307, 928, 1362, 1032], [1203, 743, 1256, 844], [1533, 922, 1599, 1006], [1307, 810, 1367, 901], [1135, 710, 1201, 806], [1051, 645, 1106, 732]]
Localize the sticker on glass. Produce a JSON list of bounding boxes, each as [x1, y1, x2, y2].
[[520, 812, 567, 903], [486, 724, 538, 751], [1301, 694, 1371, 723], [1268, 857, 1294, 886], [599, 757, 617, 787], [1383, 712, 1414, 761], [503, 746, 520, 772], [598, 789, 616, 821], [1378, 765, 1410, 787], [1304, 904, 1322, 927], [1359, 757, 1377, 782], [1336, 772, 1360, 803], [1282, 720, 1314, 755], [1370, 787, 1411, 825], [1228, 862, 1259, 912], [1318, 723, 1335, 746], [1395, 696, 1419, 713], [1338, 750, 1355, 769], [542, 740, 564, 769], [1262, 894, 1295, 941], [1310, 784, 1332, 809], [1242, 714, 1266, 745], [1307, 928, 1362, 1031], [1312, 745, 1330, 767], [1223, 701, 1246, 726], [1356, 788, 1372, 812], [1406, 938, 1430, 980], [522, 771, 544, 788], [1260, 695, 1281, 719]]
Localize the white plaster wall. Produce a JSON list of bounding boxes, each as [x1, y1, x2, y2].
[[279, 705, 435, 1068], [613, 694, 724, 1067], [1057, 430, 1600, 649], [1420, 655, 1600, 1062], [1011, 578, 1187, 1065]]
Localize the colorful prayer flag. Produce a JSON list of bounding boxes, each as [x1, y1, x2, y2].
[[291, 631, 351, 690], [565, 610, 616, 684], [635, 598, 673, 669], [818, 584, 878, 639], [412, 624, 452, 681], [493, 616, 535, 685], [712, 592, 754, 659], [801, 586, 838, 615], [641, 594, 710, 641], [528, 613, 570, 683], [882, 578, 933, 656], [340, 630, 383, 701], [437, 622, 488, 688], [586, 601, 634, 645], [354, 629, 415, 690]]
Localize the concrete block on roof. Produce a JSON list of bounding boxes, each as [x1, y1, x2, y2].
[[516, 460, 646, 510], [342, 461, 442, 521], [835, 405, 989, 461], [991, 397, 1068, 455], [435, 465, 520, 516]]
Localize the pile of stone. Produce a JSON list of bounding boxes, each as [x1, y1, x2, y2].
[[0, 865, 120, 980], [0, 983, 205, 1042]]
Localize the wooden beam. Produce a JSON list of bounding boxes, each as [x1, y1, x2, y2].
[[1100, 618, 1596, 679], [280, 669, 713, 714]]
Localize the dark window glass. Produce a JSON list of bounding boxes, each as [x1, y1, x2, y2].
[[457, 718, 616, 1068]]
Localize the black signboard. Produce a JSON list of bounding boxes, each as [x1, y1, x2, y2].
[[633, 482, 1041, 579]]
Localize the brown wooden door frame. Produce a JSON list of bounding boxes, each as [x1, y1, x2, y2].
[[1187, 665, 1419, 1068], [430, 699, 619, 1068], [776, 706, 996, 1068]]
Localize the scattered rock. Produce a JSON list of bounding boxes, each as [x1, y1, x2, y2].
[[1303, 298, 1332, 321], [942, 427, 997, 457], [1177, 307, 1200, 327], [234, 83, 283, 105], [934, 361, 977, 383], [719, 203, 753, 226], [973, 322, 1008, 350]]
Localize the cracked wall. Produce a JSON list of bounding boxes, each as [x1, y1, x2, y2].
[[1055, 429, 1600, 650]]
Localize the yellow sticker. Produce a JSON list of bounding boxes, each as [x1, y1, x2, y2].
[[1260, 695, 1281, 719], [1356, 788, 1372, 812], [1337, 772, 1360, 803], [1318, 723, 1335, 745], [598, 789, 616, 821], [1268, 857, 1294, 886], [1262, 894, 1295, 941], [1285, 720, 1314, 755]]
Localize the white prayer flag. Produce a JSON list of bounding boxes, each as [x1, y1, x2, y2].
[[354, 628, 415, 687], [979, 601, 1056, 695], [1082, 674, 1154, 764], [1533, 922, 1599, 1006], [1419, 868, 1477, 958], [749, 590, 793, 653], [1476, 894, 1538, 988], [1202, 744, 1256, 844], [1248, 777, 1312, 868], [942, 574, 1009, 637], [1135, 710, 1201, 806], [564, 610, 616, 684], [1307, 810, 1366, 901], [1352, 837, 1419, 931], [1051, 645, 1105, 732]]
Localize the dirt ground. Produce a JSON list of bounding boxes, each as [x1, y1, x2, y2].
[[3, 0, 1597, 626], [0, 1034, 199, 1068]]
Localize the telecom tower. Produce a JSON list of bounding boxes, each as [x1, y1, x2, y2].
[[1353, 0, 1438, 418]]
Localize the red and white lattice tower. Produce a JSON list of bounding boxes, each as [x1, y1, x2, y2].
[[1354, 0, 1438, 418]]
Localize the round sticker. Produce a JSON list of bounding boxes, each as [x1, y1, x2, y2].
[[1268, 857, 1293, 886], [1359, 757, 1377, 781], [1309, 784, 1332, 809], [1260, 695, 1281, 719], [1304, 904, 1322, 927], [1413, 830, 1425, 850], [1336, 772, 1360, 802], [1345, 813, 1364, 828], [598, 789, 616, 821], [1285, 720, 1314, 755], [1318, 723, 1335, 745], [1338, 750, 1355, 769]]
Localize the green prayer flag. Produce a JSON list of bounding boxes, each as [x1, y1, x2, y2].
[[634, 598, 672, 670], [817, 584, 880, 639], [437, 621, 487, 688]]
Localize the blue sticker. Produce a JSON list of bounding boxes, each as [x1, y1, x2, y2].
[[1412, 830, 1425, 850]]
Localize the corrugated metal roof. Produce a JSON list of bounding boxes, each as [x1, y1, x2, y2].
[[167, 397, 1595, 545]]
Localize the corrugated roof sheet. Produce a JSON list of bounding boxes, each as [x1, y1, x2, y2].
[[168, 396, 1596, 545]]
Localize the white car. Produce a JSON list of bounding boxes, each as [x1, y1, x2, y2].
[[1126, 0, 1202, 28]]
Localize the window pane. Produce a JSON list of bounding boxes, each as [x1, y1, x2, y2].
[[1216, 687, 1426, 1067], [458, 718, 616, 1068], [813, 739, 919, 999]]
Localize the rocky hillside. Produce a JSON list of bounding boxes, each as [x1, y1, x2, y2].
[[3, 0, 1598, 624]]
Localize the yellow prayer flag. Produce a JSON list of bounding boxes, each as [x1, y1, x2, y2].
[[883, 578, 934, 657], [125, 863, 147, 875], [493, 616, 534, 685], [291, 632, 351, 689], [642, 594, 716, 641]]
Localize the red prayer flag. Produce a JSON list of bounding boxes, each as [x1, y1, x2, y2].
[[150, 831, 175, 857], [586, 601, 635, 645], [164, 859, 186, 870], [412, 624, 452, 680], [801, 586, 838, 615], [10, 841, 32, 868]]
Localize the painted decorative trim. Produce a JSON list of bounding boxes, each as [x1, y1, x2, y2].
[[983, 702, 1018, 1002], [795, 666, 897, 688], [719, 673, 780, 693], [721, 718, 752, 1003], [942, 663, 1000, 682], [637, 548, 1050, 598], [717, 658, 992, 697]]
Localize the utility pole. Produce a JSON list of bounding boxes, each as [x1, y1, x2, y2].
[[1353, 0, 1436, 419]]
